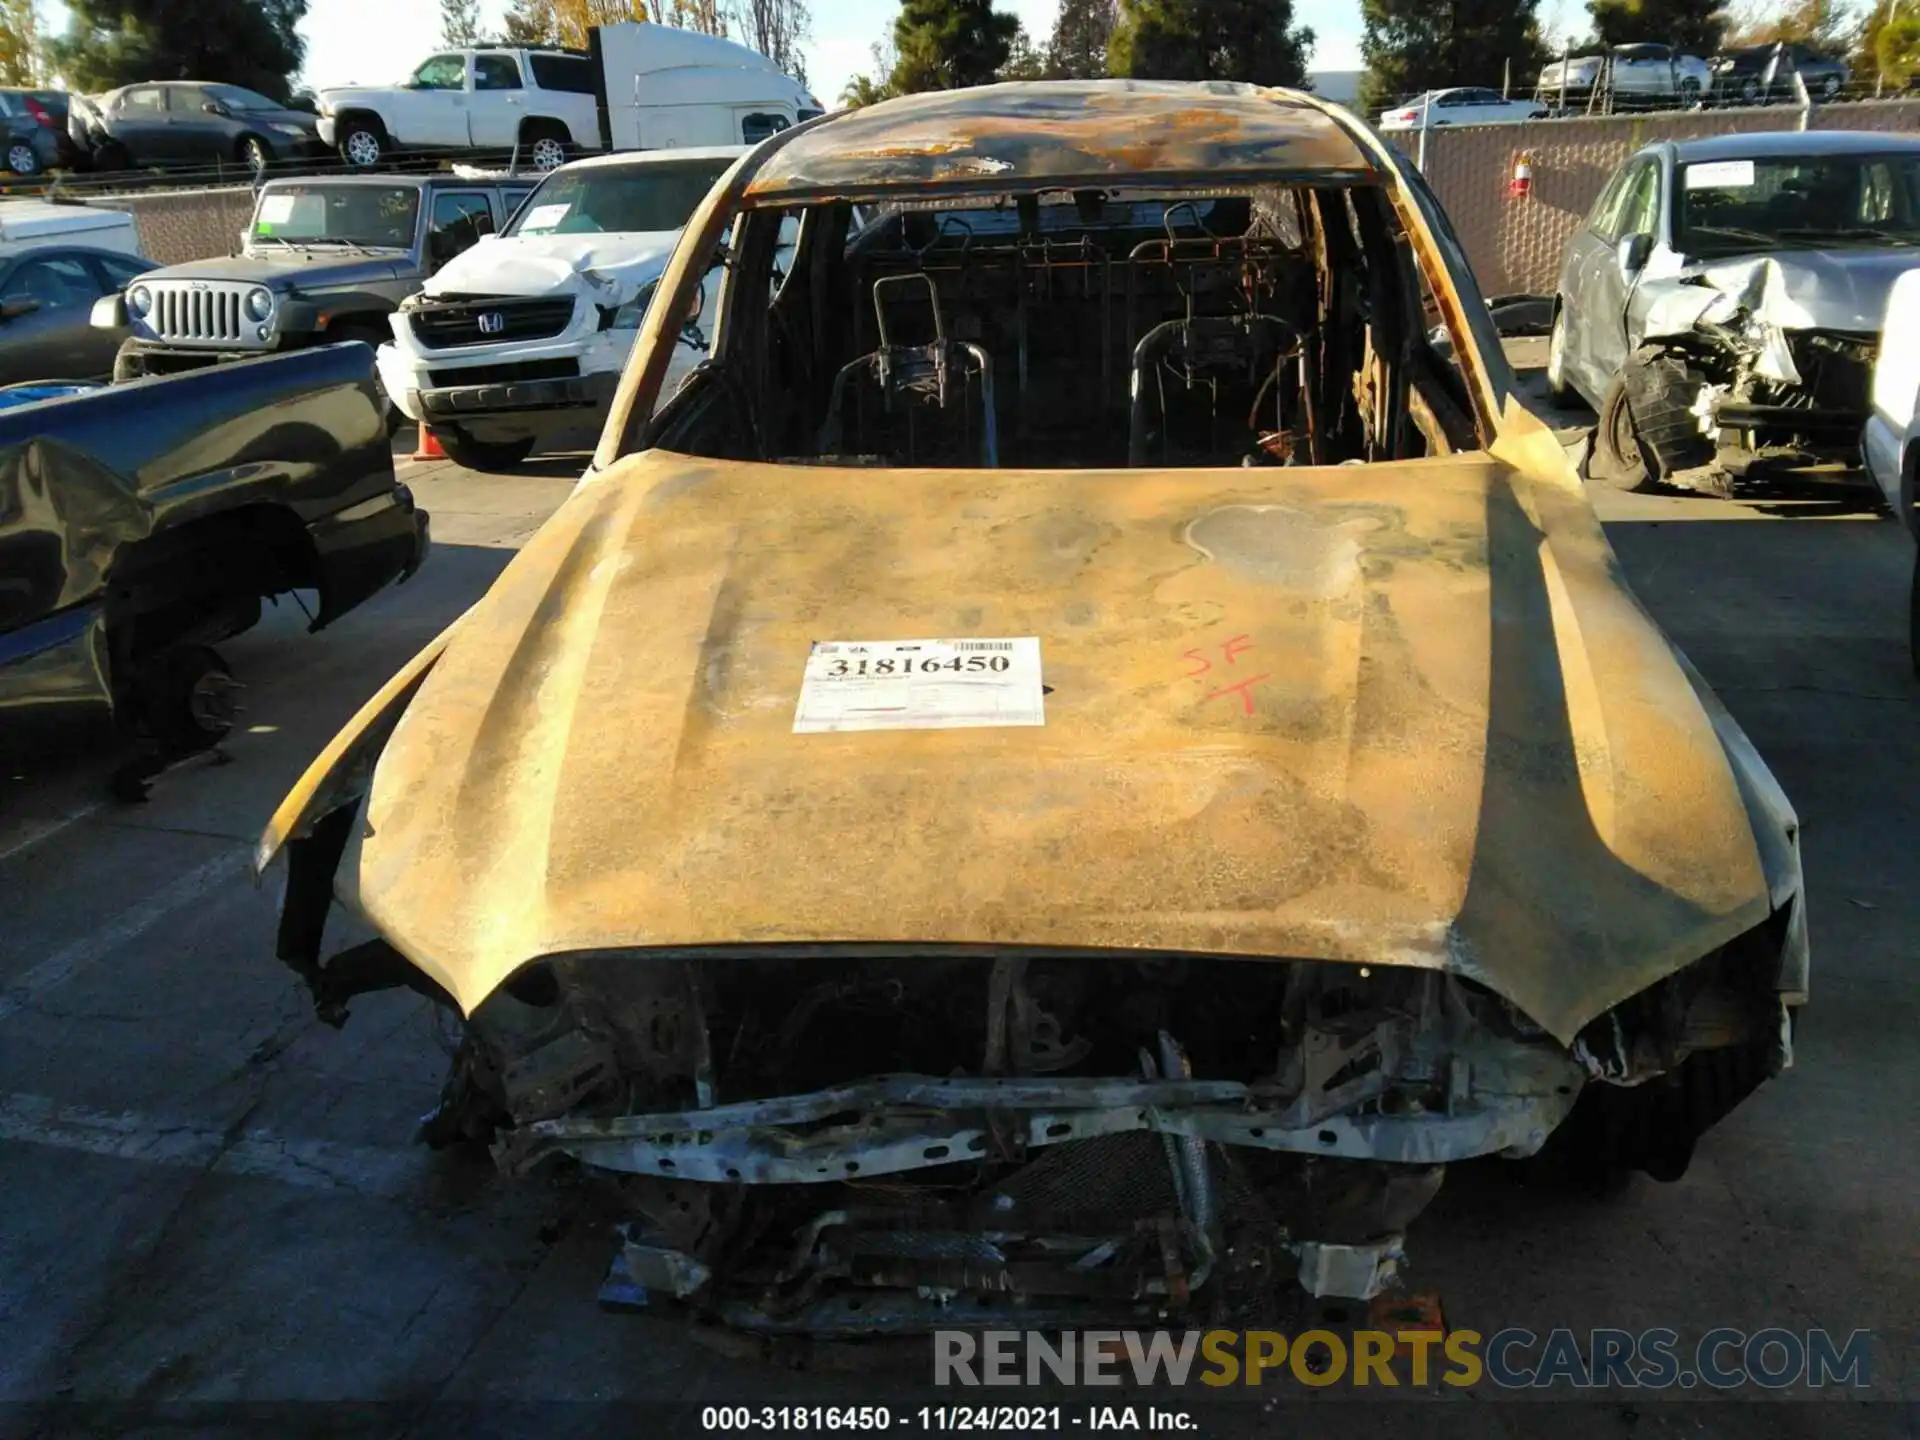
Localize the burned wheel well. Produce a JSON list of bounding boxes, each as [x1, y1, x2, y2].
[[105, 503, 321, 668]]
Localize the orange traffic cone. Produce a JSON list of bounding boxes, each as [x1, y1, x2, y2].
[[411, 424, 446, 462]]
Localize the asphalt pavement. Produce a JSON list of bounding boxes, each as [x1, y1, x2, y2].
[[0, 379, 1914, 1436]]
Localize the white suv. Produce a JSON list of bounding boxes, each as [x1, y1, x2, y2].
[[318, 48, 601, 170], [378, 146, 745, 470]]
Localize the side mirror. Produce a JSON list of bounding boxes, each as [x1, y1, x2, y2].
[[1617, 232, 1653, 276], [202, 101, 229, 117], [0, 297, 40, 320]]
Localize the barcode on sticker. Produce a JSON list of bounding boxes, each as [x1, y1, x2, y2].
[[952, 641, 1014, 651]]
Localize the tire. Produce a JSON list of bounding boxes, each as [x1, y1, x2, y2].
[[1822, 73, 1842, 100], [1545, 305, 1574, 404], [93, 139, 131, 171], [1679, 77, 1701, 109], [338, 117, 385, 168], [237, 134, 271, 173], [523, 123, 570, 172], [1587, 373, 1654, 491], [435, 426, 536, 471], [132, 644, 238, 754], [5, 139, 40, 176], [1740, 77, 1761, 105]]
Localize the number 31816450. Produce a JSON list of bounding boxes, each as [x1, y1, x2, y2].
[[826, 655, 1009, 678]]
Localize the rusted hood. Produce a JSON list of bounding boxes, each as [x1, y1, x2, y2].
[[356, 450, 1771, 1043]]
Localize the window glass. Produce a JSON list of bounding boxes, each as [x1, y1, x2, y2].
[[528, 54, 597, 93], [741, 111, 791, 144], [1678, 152, 1920, 255], [121, 87, 166, 114], [3, 255, 101, 310], [207, 85, 281, 112], [506, 157, 733, 236], [253, 184, 420, 248], [427, 191, 496, 264], [94, 253, 153, 289], [411, 55, 467, 90], [473, 55, 523, 91], [1613, 162, 1661, 240]]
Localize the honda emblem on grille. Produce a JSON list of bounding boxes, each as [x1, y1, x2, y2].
[[477, 312, 506, 335]]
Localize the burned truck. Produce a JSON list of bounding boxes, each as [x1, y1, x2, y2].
[[260, 82, 1810, 1333], [1548, 131, 1920, 495]]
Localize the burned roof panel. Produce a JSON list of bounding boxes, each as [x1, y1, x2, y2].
[[745, 80, 1378, 200]]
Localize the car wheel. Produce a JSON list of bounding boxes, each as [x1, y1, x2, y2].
[[93, 139, 131, 171], [1679, 77, 1702, 108], [134, 645, 239, 754], [5, 140, 40, 176], [1740, 76, 1761, 104], [524, 125, 569, 172], [1822, 72, 1842, 100], [435, 426, 537, 471], [339, 120, 384, 168], [238, 135, 271, 173], [1546, 306, 1575, 404], [1587, 374, 1654, 490]]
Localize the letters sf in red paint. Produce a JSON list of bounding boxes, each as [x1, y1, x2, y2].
[[1181, 634, 1271, 714]]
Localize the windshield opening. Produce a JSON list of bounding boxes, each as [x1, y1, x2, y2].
[[1678, 153, 1920, 256], [506, 159, 734, 237], [252, 186, 420, 249]]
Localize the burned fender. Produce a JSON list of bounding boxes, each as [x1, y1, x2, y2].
[[257, 621, 458, 1019]]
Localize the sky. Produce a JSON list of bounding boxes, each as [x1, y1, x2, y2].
[[288, 0, 1370, 101]]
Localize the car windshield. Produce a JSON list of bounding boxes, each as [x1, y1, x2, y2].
[[252, 185, 419, 248], [1678, 153, 1920, 255], [210, 85, 282, 112], [505, 159, 734, 237]]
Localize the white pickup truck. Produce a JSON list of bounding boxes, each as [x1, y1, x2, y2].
[[317, 22, 821, 171], [1861, 268, 1920, 674]]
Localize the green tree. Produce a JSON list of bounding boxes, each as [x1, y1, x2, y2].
[[440, 0, 481, 47], [890, 0, 1019, 93], [1361, 0, 1546, 110], [1000, 24, 1048, 78], [1588, 0, 1725, 56], [0, 0, 42, 85], [52, 0, 308, 101], [1048, 0, 1116, 77], [1109, 0, 1314, 87], [1874, 9, 1920, 85], [842, 37, 898, 105]]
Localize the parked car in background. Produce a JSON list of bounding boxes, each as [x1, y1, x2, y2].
[[1712, 43, 1849, 104], [0, 89, 81, 175], [0, 199, 145, 258], [262, 80, 1811, 1331], [1537, 44, 1712, 111], [1377, 87, 1547, 131], [0, 244, 154, 383], [318, 24, 820, 170], [68, 82, 325, 172], [94, 173, 535, 409], [1548, 131, 1920, 494], [0, 345, 428, 794], [379, 146, 744, 469]]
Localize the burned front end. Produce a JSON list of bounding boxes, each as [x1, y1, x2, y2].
[[272, 909, 1796, 1333], [1624, 258, 1879, 493]]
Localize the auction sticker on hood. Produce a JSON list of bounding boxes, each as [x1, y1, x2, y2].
[[794, 639, 1045, 734]]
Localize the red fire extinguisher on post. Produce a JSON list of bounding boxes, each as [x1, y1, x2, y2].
[[1508, 153, 1533, 199]]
